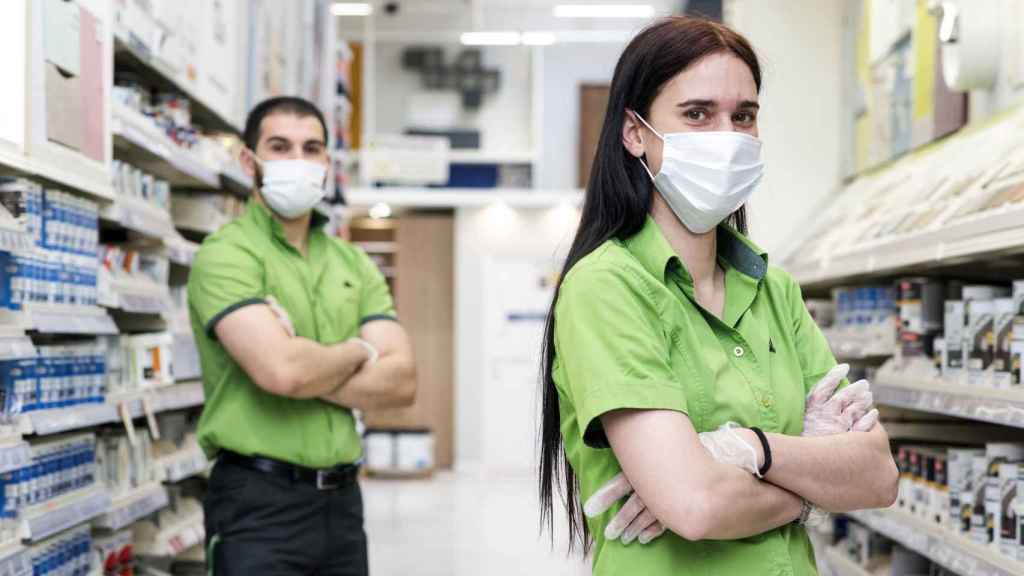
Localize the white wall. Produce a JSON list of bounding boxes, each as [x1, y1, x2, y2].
[[966, 0, 1024, 123], [537, 42, 627, 190], [0, 0, 26, 148], [724, 0, 846, 261], [455, 204, 580, 473], [372, 44, 534, 153]]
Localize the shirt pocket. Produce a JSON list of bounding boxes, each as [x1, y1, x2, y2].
[[314, 267, 362, 343]]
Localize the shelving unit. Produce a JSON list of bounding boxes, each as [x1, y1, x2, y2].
[[823, 546, 874, 576], [3, 305, 119, 336], [94, 483, 169, 532], [158, 449, 209, 484], [845, 508, 1024, 576], [19, 487, 112, 543], [110, 103, 220, 189], [872, 370, 1024, 429], [99, 192, 178, 240], [0, 545, 30, 576]]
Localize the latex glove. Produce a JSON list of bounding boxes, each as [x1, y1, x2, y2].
[[697, 422, 760, 476], [803, 364, 877, 436], [265, 296, 296, 337], [583, 473, 666, 545]]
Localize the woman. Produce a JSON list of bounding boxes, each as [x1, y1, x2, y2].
[[538, 17, 898, 575]]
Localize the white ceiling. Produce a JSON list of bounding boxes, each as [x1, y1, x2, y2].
[[335, 0, 686, 39]]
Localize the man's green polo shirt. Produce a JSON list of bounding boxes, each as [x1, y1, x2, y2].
[[188, 202, 396, 468]]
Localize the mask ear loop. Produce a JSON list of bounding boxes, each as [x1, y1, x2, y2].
[[628, 110, 662, 182]]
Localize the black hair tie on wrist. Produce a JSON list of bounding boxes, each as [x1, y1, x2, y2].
[[749, 426, 772, 478]]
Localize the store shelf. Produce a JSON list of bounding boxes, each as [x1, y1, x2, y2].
[[346, 187, 584, 209], [0, 218, 33, 254], [163, 235, 199, 268], [2, 305, 118, 336], [150, 381, 204, 413], [171, 199, 230, 236], [788, 202, 1024, 290], [111, 103, 220, 189], [846, 507, 1024, 576], [100, 195, 177, 239], [95, 483, 169, 532], [0, 329, 36, 361], [113, 36, 242, 136], [446, 150, 537, 165], [20, 382, 204, 436], [0, 442, 33, 476], [135, 514, 205, 558], [0, 145, 115, 203], [355, 241, 398, 254], [219, 165, 253, 197], [822, 546, 873, 576], [158, 449, 209, 484], [824, 330, 896, 361], [873, 369, 1024, 429], [0, 544, 30, 576], [171, 333, 201, 382], [19, 487, 111, 543], [100, 278, 171, 315]]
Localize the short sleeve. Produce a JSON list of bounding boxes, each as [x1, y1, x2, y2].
[[784, 271, 841, 394], [188, 238, 265, 337], [555, 264, 686, 449], [355, 249, 397, 325]]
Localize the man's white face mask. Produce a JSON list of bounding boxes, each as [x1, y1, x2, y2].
[[253, 156, 328, 220]]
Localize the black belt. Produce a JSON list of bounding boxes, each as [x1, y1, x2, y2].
[[219, 451, 359, 491]]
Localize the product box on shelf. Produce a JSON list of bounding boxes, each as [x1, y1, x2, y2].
[[93, 530, 132, 576], [971, 444, 1024, 545], [993, 298, 1018, 388], [949, 448, 985, 532], [0, 342, 107, 418], [928, 450, 949, 527], [965, 299, 997, 387], [897, 278, 945, 358], [96, 430, 157, 498], [944, 301, 966, 381], [998, 463, 1020, 558], [29, 524, 92, 576]]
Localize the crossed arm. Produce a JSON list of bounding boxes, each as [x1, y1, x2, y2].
[[215, 302, 416, 409], [601, 408, 898, 542]]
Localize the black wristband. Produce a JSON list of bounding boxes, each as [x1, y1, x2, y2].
[[749, 427, 772, 478]]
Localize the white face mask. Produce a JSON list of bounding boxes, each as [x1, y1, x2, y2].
[[634, 112, 764, 234], [254, 157, 328, 220]]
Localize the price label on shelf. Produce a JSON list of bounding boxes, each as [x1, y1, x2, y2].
[[142, 396, 161, 441], [119, 402, 138, 446]]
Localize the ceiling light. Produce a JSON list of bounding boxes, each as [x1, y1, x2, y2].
[[460, 31, 521, 46], [369, 202, 392, 219], [522, 32, 557, 46], [554, 4, 655, 18], [332, 3, 373, 16]]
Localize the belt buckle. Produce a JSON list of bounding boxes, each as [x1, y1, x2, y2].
[[316, 470, 340, 491]]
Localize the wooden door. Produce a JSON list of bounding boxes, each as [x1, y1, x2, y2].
[[579, 84, 611, 188]]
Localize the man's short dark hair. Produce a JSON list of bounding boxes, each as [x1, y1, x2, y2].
[[243, 96, 329, 151]]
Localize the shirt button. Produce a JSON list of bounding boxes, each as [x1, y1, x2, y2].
[[733, 346, 745, 358], [762, 398, 772, 408]]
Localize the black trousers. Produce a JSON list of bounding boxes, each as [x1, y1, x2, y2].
[[204, 459, 369, 575]]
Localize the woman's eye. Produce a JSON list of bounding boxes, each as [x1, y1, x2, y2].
[[685, 109, 707, 121]]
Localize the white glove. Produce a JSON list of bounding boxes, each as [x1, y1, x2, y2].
[[697, 422, 760, 476], [803, 364, 878, 437], [583, 473, 666, 545]]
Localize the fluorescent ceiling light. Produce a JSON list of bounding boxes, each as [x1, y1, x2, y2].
[[522, 32, 557, 46], [460, 31, 521, 46], [554, 4, 655, 18], [332, 2, 373, 16]]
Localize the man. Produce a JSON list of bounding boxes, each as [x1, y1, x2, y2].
[[188, 96, 416, 575]]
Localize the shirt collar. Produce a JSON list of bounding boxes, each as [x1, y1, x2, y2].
[[247, 201, 330, 245], [623, 216, 769, 284]]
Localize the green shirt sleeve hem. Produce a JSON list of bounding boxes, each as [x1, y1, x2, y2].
[[579, 379, 688, 449], [204, 297, 268, 339], [360, 314, 399, 326]]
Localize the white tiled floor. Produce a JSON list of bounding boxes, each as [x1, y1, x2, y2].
[[363, 470, 592, 576]]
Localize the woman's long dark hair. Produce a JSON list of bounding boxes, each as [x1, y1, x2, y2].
[[538, 16, 762, 552]]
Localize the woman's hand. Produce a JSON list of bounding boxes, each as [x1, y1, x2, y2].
[[803, 364, 878, 437]]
